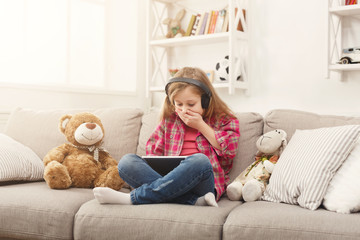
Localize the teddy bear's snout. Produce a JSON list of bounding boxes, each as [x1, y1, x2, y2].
[[86, 123, 96, 130]]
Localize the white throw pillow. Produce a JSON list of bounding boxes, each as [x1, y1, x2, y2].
[[323, 137, 360, 214], [262, 125, 360, 210], [0, 133, 44, 182]]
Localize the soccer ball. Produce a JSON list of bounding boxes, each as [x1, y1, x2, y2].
[[215, 55, 241, 82]]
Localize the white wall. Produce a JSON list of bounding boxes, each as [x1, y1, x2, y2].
[[229, 0, 360, 116], [0, 0, 146, 113], [1, 0, 359, 123], [0, 0, 147, 132]]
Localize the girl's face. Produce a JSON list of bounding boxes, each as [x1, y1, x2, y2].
[[173, 86, 204, 115]]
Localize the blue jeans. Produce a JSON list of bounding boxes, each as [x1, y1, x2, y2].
[[118, 153, 215, 205]]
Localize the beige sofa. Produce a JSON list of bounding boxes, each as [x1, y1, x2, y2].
[[0, 107, 359, 240]]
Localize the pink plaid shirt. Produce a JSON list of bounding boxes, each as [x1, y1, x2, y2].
[[146, 113, 240, 201]]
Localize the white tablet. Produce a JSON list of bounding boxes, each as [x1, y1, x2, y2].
[[142, 156, 186, 176]]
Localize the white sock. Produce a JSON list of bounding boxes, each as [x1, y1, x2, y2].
[[195, 192, 218, 207], [93, 187, 132, 205]]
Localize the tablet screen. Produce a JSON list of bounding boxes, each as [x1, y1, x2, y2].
[[142, 156, 186, 176]]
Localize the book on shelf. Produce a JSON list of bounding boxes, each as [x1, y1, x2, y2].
[[185, 15, 196, 36], [191, 14, 201, 36], [208, 10, 219, 34], [345, 0, 357, 5], [207, 11, 215, 34], [184, 7, 246, 36], [221, 9, 229, 32], [204, 11, 213, 34], [235, 8, 246, 32], [195, 13, 206, 35], [215, 9, 226, 33], [198, 12, 209, 35]]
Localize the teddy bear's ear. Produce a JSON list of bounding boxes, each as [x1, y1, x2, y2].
[[59, 114, 72, 134], [277, 129, 287, 145], [276, 129, 288, 155], [175, 9, 185, 20]]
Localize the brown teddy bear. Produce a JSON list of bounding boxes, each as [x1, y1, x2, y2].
[[43, 112, 125, 190]]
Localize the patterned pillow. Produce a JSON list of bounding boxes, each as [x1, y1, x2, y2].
[[262, 125, 360, 210], [0, 133, 44, 182]]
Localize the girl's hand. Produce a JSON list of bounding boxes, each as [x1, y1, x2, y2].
[[176, 109, 205, 130], [176, 108, 221, 150], [171, 86, 220, 147]]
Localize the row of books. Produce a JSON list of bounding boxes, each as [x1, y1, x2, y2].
[[184, 8, 246, 37], [345, 0, 357, 5]]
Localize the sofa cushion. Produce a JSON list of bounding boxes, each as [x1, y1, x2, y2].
[[74, 198, 241, 240], [223, 201, 360, 240], [264, 109, 360, 141], [0, 133, 44, 182], [0, 182, 94, 240], [4, 107, 144, 162], [136, 111, 264, 182]]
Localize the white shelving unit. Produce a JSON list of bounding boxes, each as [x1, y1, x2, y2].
[[146, 0, 249, 106], [327, 0, 360, 77]]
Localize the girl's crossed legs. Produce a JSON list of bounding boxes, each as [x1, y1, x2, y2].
[[93, 153, 217, 206]]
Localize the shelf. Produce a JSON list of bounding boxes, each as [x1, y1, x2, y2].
[[150, 31, 247, 47], [154, 0, 182, 3], [213, 81, 248, 89], [327, 1, 360, 79], [212, 82, 230, 88], [329, 4, 360, 16], [150, 84, 229, 92], [146, 0, 250, 102], [150, 81, 248, 93], [329, 64, 360, 71]]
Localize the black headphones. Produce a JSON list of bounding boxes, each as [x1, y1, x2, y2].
[[165, 77, 212, 109]]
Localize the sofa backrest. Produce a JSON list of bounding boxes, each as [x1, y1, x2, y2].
[[264, 109, 360, 142], [136, 111, 264, 182], [136, 110, 160, 157], [136, 109, 360, 183], [230, 112, 264, 181], [4, 107, 144, 161]]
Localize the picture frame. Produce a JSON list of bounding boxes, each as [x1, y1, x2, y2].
[[205, 70, 214, 82]]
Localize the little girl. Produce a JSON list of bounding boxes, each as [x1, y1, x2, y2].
[[93, 67, 240, 206]]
